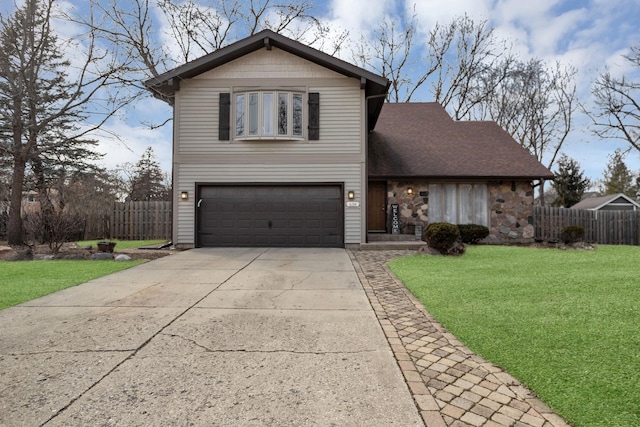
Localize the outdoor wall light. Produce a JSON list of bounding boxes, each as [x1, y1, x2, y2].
[[181, 191, 189, 200], [407, 187, 414, 195], [347, 190, 355, 200]]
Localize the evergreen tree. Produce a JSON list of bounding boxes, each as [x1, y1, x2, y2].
[[128, 147, 170, 201], [631, 173, 640, 200], [601, 149, 635, 195], [551, 154, 590, 207], [0, 0, 121, 245]]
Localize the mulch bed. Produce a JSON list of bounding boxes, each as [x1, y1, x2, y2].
[[1, 242, 175, 261]]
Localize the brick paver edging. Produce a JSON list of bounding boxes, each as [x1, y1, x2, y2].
[[348, 250, 571, 427]]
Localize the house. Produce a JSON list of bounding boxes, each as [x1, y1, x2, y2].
[[144, 30, 553, 249], [570, 193, 640, 211]]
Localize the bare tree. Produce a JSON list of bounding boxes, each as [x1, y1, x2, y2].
[[89, 0, 347, 81], [78, 0, 346, 132], [352, 12, 420, 102], [354, 13, 511, 112], [355, 13, 575, 203], [0, 0, 126, 245], [591, 43, 640, 153], [430, 15, 513, 120], [475, 59, 577, 171], [471, 59, 577, 203]]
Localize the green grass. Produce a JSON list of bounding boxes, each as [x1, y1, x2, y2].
[[76, 239, 167, 250], [0, 260, 144, 310], [389, 245, 640, 427]]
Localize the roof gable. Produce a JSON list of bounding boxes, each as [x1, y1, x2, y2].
[[144, 30, 389, 130], [193, 47, 346, 80], [368, 103, 554, 179]]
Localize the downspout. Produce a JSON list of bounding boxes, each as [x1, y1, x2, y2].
[[364, 93, 388, 243]]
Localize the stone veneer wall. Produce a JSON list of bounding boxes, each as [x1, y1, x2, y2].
[[385, 180, 535, 242], [488, 180, 535, 241], [386, 180, 430, 235]]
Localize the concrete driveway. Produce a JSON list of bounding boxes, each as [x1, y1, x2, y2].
[[0, 248, 423, 426]]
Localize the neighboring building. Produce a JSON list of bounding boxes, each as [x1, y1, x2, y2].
[[570, 193, 640, 211], [145, 30, 553, 249]]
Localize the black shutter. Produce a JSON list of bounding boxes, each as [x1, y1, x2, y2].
[[219, 93, 230, 140], [308, 92, 319, 140]]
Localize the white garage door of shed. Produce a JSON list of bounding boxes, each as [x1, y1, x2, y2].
[[197, 185, 343, 247]]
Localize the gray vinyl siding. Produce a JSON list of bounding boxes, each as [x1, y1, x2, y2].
[[172, 47, 366, 247], [175, 163, 362, 245], [176, 84, 361, 155], [194, 46, 346, 80]]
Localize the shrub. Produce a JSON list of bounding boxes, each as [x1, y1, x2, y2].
[[457, 224, 490, 244], [561, 225, 585, 244], [424, 222, 462, 255], [23, 211, 85, 254]]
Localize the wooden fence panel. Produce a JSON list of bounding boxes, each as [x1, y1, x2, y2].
[[533, 206, 639, 245], [111, 201, 171, 240]]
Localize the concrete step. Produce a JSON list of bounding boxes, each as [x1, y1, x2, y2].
[[367, 233, 422, 242], [359, 241, 426, 251]]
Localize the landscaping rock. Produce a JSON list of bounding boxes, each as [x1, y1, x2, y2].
[[0, 246, 18, 261], [61, 254, 88, 260], [33, 254, 55, 261], [9, 248, 33, 261], [91, 252, 114, 261], [114, 254, 132, 261]]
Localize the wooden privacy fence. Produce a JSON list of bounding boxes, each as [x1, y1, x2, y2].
[[533, 206, 640, 245], [111, 201, 171, 240]]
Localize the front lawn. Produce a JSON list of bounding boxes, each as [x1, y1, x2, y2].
[[0, 260, 144, 310], [389, 245, 640, 427]]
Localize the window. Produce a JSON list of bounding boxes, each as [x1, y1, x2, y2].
[[235, 93, 245, 136], [429, 183, 488, 226], [235, 90, 304, 139]]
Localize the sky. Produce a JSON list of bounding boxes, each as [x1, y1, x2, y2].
[[4, 0, 640, 186]]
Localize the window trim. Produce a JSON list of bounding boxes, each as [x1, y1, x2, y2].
[[233, 89, 305, 141]]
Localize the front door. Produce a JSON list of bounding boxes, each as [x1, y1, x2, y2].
[[367, 181, 386, 232]]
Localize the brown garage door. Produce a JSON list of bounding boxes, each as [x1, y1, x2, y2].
[[197, 185, 343, 247]]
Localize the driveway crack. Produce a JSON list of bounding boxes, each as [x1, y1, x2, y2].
[[8, 349, 135, 356], [159, 332, 379, 356], [39, 248, 270, 426]]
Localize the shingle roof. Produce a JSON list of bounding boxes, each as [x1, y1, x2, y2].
[[570, 193, 640, 210], [368, 103, 555, 180]]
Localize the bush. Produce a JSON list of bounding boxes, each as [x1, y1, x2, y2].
[[457, 224, 490, 244], [561, 225, 585, 244], [424, 222, 462, 255], [23, 211, 85, 254]]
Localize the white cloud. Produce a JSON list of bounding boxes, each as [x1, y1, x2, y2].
[[410, 0, 491, 29], [90, 114, 173, 176], [329, 0, 392, 36]]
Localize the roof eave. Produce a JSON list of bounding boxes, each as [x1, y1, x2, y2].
[[367, 174, 555, 180], [144, 30, 389, 105]]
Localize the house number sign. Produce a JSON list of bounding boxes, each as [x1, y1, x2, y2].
[[391, 204, 400, 234]]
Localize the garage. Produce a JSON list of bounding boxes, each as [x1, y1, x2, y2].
[[196, 185, 344, 247]]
